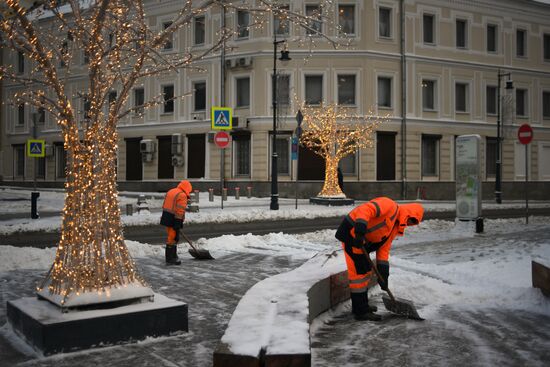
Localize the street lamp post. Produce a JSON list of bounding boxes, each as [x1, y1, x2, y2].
[[495, 70, 513, 204], [270, 39, 291, 210]]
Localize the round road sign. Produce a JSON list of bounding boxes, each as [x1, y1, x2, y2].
[[214, 131, 230, 149], [517, 124, 533, 145]]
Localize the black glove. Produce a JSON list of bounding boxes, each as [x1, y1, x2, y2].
[[377, 262, 390, 291], [173, 218, 183, 230], [352, 236, 365, 248]]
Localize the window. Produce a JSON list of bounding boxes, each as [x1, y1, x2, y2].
[[455, 82, 468, 112], [486, 85, 497, 115], [134, 88, 144, 115], [60, 40, 68, 67], [17, 52, 24, 74], [83, 97, 91, 119], [162, 84, 174, 113], [486, 137, 498, 178], [234, 135, 250, 176], [237, 11, 250, 39], [276, 136, 290, 175], [38, 107, 46, 124], [379, 7, 392, 38], [236, 77, 250, 108], [516, 89, 527, 117], [37, 157, 46, 179], [306, 5, 322, 35], [305, 75, 323, 105], [338, 4, 355, 35], [55, 144, 67, 179], [273, 5, 290, 36], [337, 74, 356, 105], [83, 50, 90, 64], [544, 33, 550, 61], [487, 24, 497, 53], [18, 103, 25, 125], [456, 19, 467, 48], [108, 91, 117, 106], [162, 22, 173, 50], [193, 81, 206, 111], [194, 16, 205, 45], [421, 135, 439, 177], [543, 91, 550, 119], [516, 29, 526, 57], [423, 14, 434, 44], [14, 145, 25, 178], [422, 80, 436, 110], [276, 74, 291, 107], [377, 76, 392, 108], [339, 153, 356, 175]]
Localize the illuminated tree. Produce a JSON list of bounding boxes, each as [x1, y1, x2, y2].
[[0, 0, 346, 304], [299, 104, 385, 198]]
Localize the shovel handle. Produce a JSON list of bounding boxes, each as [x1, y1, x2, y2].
[[179, 230, 200, 252], [361, 245, 396, 303]]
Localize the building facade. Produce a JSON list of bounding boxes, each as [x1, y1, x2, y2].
[[2, 0, 550, 200]]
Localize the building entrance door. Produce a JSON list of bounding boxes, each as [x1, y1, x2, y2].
[[187, 134, 206, 178], [125, 138, 142, 181]]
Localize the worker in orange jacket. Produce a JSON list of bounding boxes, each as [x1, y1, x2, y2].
[[160, 180, 192, 265], [335, 197, 424, 321]]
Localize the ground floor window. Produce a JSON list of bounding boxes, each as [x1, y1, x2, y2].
[[233, 134, 250, 177], [275, 135, 291, 176], [55, 143, 67, 179], [422, 134, 440, 178], [339, 152, 357, 175], [13, 145, 25, 178], [37, 157, 46, 179]]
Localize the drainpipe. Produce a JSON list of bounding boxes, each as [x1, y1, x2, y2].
[[400, 0, 407, 200]]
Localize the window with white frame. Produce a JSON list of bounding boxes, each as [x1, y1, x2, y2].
[[305, 75, 323, 105], [13, 145, 25, 178], [275, 135, 291, 175], [423, 14, 435, 44], [237, 10, 250, 39], [422, 79, 436, 110], [456, 19, 467, 48], [455, 82, 469, 113], [421, 135, 440, 177], [544, 33, 550, 61], [338, 4, 355, 36], [38, 107, 46, 124], [338, 74, 356, 105], [516, 29, 526, 57], [540, 142, 550, 180], [194, 16, 205, 45], [543, 91, 550, 119], [486, 137, 498, 178], [236, 77, 250, 108], [134, 87, 144, 115], [17, 52, 24, 74], [378, 76, 392, 108], [233, 135, 250, 176], [486, 85, 497, 115], [273, 4, 290, 36], [162, 84, 174, 113], [17, 103, 25, 126], [108, 90, 117, 106], [305, 4, 322, 35], [487, 24, 497, 53], [193, 81, 206, 111], [339, 152, 356, 175], [276, 74, 291, 107], [516, 88, 528, 117], [379, 7, 392, 38], [162, 22, 173, 50]]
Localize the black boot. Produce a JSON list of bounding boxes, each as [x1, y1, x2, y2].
[[354, 311, 382, 321], [366, 291, 378, 313], [173, 244, 180, 260], [351, 291, 380, 321], [165, 245, 181, 265]]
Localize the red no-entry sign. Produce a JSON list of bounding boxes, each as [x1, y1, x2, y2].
[[214, 131, 230, 149], [517, 124, 533, 145]]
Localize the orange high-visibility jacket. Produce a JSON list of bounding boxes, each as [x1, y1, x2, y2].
[[160, 180, 192, 227], [336, 197, 424, 262]]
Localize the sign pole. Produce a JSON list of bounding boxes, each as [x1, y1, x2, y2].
[[221, 150, 224, 210], [525, 144, 528, 225]]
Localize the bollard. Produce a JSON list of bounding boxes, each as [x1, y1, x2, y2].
[[194, 189, 200, 203], [208, 188, 214, 202], [222, 188, 228, 201], [31, 192, 40, 219], [126, 204, 133, 216], [235, 187, 240, 200], [247, 186, 252, 199], [189, 192, 196, 203], [137, 195, 149, 213]]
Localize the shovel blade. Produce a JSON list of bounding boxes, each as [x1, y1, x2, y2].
[[382, 295, 424, 321], [188, 248, 215, 260]]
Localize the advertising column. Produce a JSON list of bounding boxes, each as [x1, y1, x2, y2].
[[455, 135, 483, 232]]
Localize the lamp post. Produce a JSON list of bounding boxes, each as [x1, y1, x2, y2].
[[495, 70, 513, 204], [270, 39, 291, 210]]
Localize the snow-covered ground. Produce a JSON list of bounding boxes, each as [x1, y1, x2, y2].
[[1, 186, 550, 366]]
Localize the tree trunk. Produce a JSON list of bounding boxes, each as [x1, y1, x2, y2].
[[318, 154, 344, 197], [44, 128, 142, 302]]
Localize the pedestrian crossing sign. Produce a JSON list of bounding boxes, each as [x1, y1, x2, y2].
[[211, 107, 232, 130], [27, 139, 45, 158]]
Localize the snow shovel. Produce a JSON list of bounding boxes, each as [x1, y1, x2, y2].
[[361, 246, 423, 321], [179, 231, 214, 260]]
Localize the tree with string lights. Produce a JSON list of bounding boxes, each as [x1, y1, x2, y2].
[[299, 103, 386, 198], [0, 0, 347, 305]]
